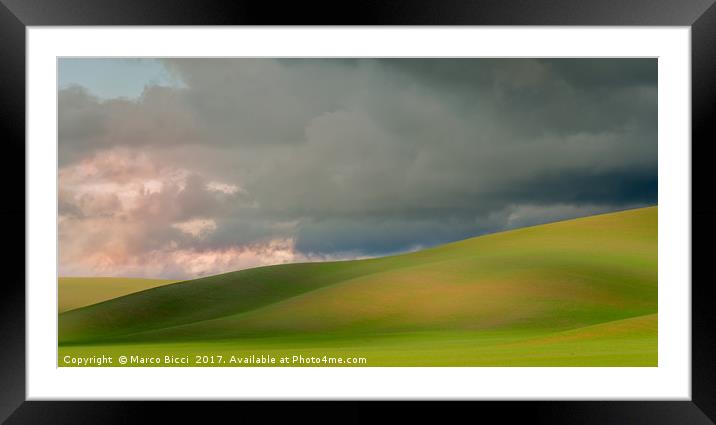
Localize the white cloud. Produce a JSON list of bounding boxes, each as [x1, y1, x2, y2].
[[172, 218, 217, 238], [206, 181, 242, 195]]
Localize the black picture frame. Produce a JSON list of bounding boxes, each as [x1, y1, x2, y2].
[[2, 0, 714, 423]]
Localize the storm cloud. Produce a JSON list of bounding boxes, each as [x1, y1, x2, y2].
[[58, 58, 657, 279]]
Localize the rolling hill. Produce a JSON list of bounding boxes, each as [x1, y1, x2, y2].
[[58, 277, 178, 313], [58, 206, 657, 366]]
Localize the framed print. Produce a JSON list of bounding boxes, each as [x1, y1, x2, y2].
[[2, 0, 716, 423]]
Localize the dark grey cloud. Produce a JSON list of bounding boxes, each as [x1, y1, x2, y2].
[[58, 58, 657, 276]]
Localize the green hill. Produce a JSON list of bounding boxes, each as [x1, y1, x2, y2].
[[58, 206, 657, 366], [58, 277, 178, 313]]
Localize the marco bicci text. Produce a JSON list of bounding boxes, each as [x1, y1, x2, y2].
[[62, 354, 368, 366]]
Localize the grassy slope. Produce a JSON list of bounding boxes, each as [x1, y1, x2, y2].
[[58, 206, 657, 366], [60, 314, 657, 366], [58, 277, 178, 313]]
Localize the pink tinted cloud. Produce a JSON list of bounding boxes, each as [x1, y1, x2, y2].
[[60, 237, 314, 280], [58, 148, 314, 279]]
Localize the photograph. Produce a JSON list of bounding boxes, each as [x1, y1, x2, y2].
[[57, 57, 658, 367], [2, 0, 710, 419]]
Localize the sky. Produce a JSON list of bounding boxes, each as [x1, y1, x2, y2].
[[58, 58, 657, 279]]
